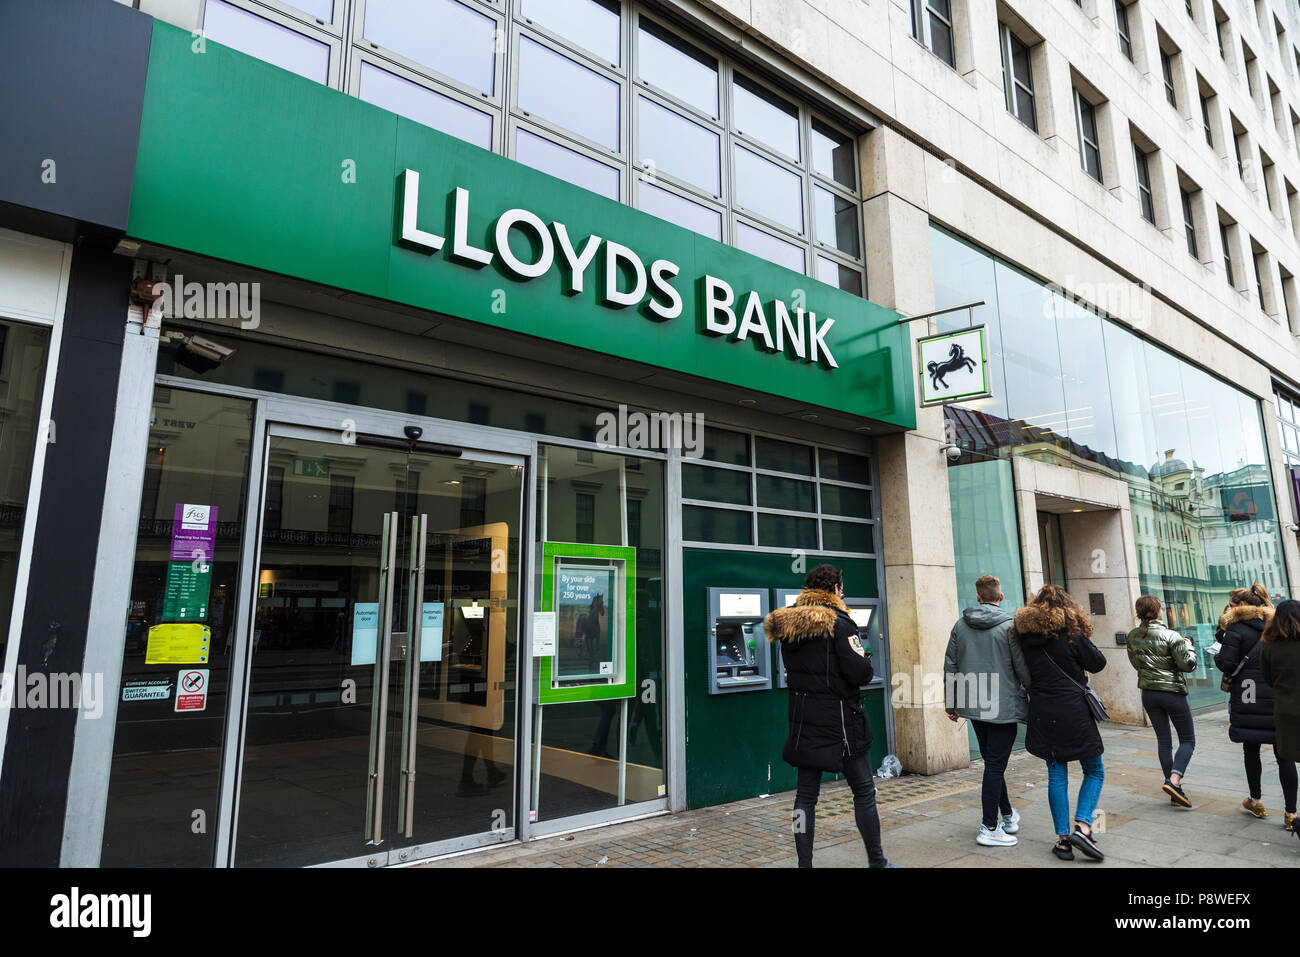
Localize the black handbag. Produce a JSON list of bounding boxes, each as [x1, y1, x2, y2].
[[1044, 643, 1109, 723], [1220, 636, 1260, 693]]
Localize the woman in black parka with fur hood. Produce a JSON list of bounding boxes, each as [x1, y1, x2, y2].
[[765, 564, 894, 868], [1010, 584, 1108, 862], [1214, 583, 1296, 827]]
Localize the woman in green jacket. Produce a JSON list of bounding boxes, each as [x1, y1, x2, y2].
[[1126, 595, 1198, 807]]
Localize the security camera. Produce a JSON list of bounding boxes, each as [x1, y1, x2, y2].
[[403, 425, 424, 442], [1289, 523, 1300, 533], [185, 335, 235, 362], [941, 443, 962, 461]]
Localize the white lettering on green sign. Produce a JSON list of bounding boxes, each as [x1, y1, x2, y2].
[[397, 169, 837, 368]]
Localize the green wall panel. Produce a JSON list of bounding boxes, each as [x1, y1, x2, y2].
[[127, 23, 915, 427], [683, 548, 886, 809]]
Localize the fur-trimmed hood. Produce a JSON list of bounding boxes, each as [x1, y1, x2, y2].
[[764, 588, 849, 644], [1012, 602, 1094, 643], [1219, 604, 1274, 631]]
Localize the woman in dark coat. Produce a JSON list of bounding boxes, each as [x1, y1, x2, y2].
[[764, 563, 894, 868], [1262, 599, 1300, 844], [1214, 583, 1295, 828], [1010, 584, 1107, 862]]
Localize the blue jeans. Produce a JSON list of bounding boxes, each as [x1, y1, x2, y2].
[[1045, 756, 1105, 836]]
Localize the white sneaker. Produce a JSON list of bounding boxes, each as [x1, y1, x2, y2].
[[976, 824, 1018, 847], [1001, 809, 1020, 834]]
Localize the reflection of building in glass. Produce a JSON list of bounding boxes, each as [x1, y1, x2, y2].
[[936, 226, 1289, 708]]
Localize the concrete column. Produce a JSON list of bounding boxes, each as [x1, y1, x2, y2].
[[861, 127, 967, 775]]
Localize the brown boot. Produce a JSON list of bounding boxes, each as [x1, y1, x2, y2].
[[1285, 811, 1296, 831]]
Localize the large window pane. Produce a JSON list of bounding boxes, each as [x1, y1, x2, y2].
[[0, 320, 49, 663], [758, 513, 817, 548], [362, 0, 495, 94], [929, 226, 1008, 426], [1053, 294, 1118, 467], [816, 257, 863, 296], [683, 464, 751, 505], [811, 119, 856, 189], [818, 449, 871, 484], [821, 520, 873, 553], [517, 128, 620, 200], [521, 0, 621, 65], [358, 62, 492, 150], [819, 484, 872, 518], [734, 146, 803, 231], [701, 427, 750, 466], [637, 181, 723, 240], [637, 97, 721, 194], [733, 74, 800, 159], [736, 222, 804, 272], [947, 459, 1026, 611], [756, 474, 815, 511], [1102, 321, 1158, 479], [755, 436, 814, 475], [204, 0, 329, 84], [101, 388, 253, 865], [637, 19, 718, 116], [684, 505, 751, 544], [996, 261, 1067, 452], [813, 185, 859, 256], [519, 37, 620, 149]]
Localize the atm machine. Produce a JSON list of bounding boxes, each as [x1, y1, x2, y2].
[[706, 587, 771, 694], [772, 589, 881, 690]]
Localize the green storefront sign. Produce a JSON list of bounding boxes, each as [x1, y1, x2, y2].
[[127, 22, 915, 426]]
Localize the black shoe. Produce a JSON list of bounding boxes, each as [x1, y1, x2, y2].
[[1069, 824, 1104, 861], [1052, 838, 1075, 861], [1163, 782, 1192, 808], [486, 767, 509, 787]]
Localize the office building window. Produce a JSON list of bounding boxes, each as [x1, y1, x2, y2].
[[200, 0, 867, 293], [1161, 47, 1178, 107], [1254, 251, 1267, 310], [1201, 90, 1214, 147], [1000, 24, 1037, 131], [1075, 90, 1102, 181], [1134, 144, 1155, 223], [911, 0, 955, 67], [1221, 221, 1235, 286], [1182, 187, 1199, 257], [1116, 1, 1134, 60]]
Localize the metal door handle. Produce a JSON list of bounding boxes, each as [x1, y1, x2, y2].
[[398, 513, 428, 839], [364, 510, 399, 846]]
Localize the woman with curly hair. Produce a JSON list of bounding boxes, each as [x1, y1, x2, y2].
[[1010, 584, 1108, 862], [1214, 583, 1294, 827]]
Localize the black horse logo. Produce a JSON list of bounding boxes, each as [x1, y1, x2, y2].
[[927, 342, 976, 390]]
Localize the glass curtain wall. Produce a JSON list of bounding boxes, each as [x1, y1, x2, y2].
[[931, 225, 1288, 706]]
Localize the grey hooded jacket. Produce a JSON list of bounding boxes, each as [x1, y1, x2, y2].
[[944, 603, 1029, 724]]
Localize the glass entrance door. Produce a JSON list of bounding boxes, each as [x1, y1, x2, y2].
[[232, 420, 524, 866]]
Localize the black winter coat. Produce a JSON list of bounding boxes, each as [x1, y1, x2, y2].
[[1214, 605, 1276, 744], [1262, 638, 1300, 762], [764, 588, 873, 773], [1011, 604, 1107, 763]]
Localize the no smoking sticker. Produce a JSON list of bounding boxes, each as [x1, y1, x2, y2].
[[175, 669, 209, 713]]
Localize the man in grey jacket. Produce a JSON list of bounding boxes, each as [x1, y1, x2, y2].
[[944, 574, 1029, 848]]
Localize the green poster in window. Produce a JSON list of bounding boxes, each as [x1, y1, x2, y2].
[[539, 542, 635, 703], [162, 560, 212, 622]]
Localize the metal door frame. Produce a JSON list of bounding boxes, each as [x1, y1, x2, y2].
[[216, 394, 535, 868]]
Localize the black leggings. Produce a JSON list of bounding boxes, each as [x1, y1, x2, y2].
[[1141, 689, 1195, 782], [971, 719, 1016, 829], [1243, 742, 1299, 813], [793, 753, 886, 868]]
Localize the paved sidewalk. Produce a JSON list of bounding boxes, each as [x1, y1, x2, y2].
[[419, 708, 1300, 868]]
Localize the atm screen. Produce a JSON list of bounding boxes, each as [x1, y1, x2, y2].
[[848, 607, 873, 629]]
